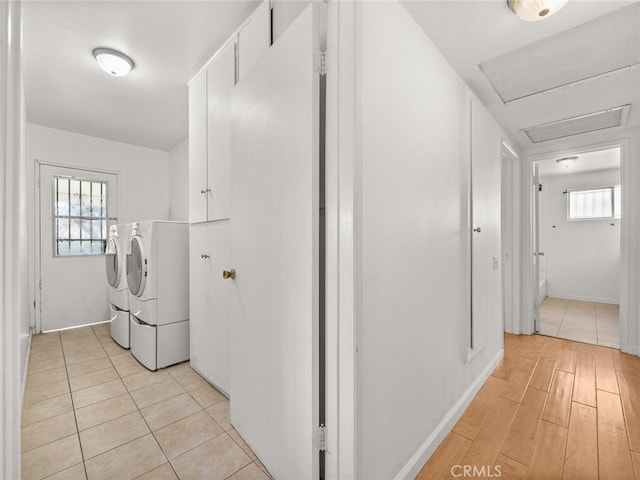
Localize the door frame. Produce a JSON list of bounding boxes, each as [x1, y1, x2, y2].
[[520, 138, 635, 352], [323, 1, 358, 478], [501, 140, 519, 335], [34, 160, 120, 333]]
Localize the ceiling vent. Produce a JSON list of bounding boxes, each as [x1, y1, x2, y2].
[[521, 105, 631, 143]]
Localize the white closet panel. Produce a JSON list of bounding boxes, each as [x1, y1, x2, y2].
[[189, 222, 231, 394], [237, 0, 270, 81], [207, 42, 235, 221], [188, 71, 208, 223], [230, 4, 321, 479]]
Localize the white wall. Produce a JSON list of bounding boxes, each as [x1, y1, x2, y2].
[[26, 123, 171, 329], [169, 138, 189, 221], [1, 1, 28, 477], [356, 2, 506, 478], [539, 168, 621, 304], [622, 131, 640, 354]]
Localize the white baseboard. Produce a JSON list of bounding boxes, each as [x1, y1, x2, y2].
[[547, 292, 619, 305], [42, 319, 110, 334], [22, 330, 33, 407], [393, 348, 504, 480]]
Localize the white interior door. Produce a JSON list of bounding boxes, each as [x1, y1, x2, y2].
[[230, 5, 320, 479], [38, 164, 117, 332], [532, 163, 541, 332]]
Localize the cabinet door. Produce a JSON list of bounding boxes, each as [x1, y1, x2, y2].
[[189, 222, 231, 394], [206, 42, 235, 221], [237, 0, 270, 81], [189, 70, 208, 223]]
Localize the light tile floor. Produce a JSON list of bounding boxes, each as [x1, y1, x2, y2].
[[537, 297, 620, 348], [22, 323, 272, 480]]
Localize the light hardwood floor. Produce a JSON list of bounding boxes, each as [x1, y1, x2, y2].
[[416, 333, 640, 480]]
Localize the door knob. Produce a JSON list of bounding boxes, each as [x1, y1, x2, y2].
[[473, 227, 481, 233], [223, 269, 236, 280], [201, 254, 210, 259]]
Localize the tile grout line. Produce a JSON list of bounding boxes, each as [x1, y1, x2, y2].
[[61, 331, 95, 480], [94, 326, 178, 479]]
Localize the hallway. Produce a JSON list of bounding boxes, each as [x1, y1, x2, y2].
[[417, 333, 639, 479]]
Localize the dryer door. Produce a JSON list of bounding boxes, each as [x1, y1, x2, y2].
[[126, 236, 147, 297], [105, 237, 120, 288]]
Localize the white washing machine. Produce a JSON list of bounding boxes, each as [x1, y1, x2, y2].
[[105, 224, 132, 348], [126, 221, 189, 370]]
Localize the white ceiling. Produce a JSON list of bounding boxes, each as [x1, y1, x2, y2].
[[23, 1, 640, 154], [537, 146, 621, 177], [401, 0, 640, 155], [23, 1, 261, 152]]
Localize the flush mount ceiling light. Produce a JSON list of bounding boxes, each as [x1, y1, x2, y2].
[[92, 48, 134, 77], [556, 156, 579, 167], [507, 0, 570, 21]]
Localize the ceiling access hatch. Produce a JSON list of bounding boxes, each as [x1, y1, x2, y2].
[[479, 3, 640, 103], [522, 105, 631, 143]]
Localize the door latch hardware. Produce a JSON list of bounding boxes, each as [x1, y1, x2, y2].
[[318, 424, 327, 451]]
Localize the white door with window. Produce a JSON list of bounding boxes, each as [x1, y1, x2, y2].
[[38, 164, 118, 332]]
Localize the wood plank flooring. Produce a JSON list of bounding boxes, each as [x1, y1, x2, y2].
[[416, 333, 640, 480]]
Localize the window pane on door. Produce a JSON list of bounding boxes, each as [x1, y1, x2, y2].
[[54, 175, 108, 256]]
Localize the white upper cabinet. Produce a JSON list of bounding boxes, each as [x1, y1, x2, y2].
[[238, 0, 271, 81], [206, 42, 235, 222], [188, 70, 208, 223], [188, 0, 271, 225]]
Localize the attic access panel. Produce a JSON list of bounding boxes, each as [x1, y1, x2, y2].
[[522, 105, 630, 143], [480, 3, 640, 103]]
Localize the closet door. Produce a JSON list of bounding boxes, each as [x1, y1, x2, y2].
[[207, 42, 235, 221], [189, 222, 231, 394], [237, 0, 270, 81], [189, 70, 208, 223], [229, 5, 321, 479]]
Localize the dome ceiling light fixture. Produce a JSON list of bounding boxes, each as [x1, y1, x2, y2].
[[92, 47, 134, 77], [507, 0, 570, 22], [556, 156, 579, 167]]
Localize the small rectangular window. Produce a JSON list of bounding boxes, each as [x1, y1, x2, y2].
[[54, 176, 108, 256], [567, 185, 621, 221]]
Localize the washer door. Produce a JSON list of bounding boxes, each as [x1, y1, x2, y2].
[[105, 237, 120, 288], [126, 236, 147, 297]]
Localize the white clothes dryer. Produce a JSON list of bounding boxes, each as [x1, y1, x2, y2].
[[126, 221, 189, 370], [105, 223, 132, 348]]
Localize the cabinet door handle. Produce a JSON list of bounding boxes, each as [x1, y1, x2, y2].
[[223, 269, 236, 280], [201, 254, 210, 259], [200, 188, 211, 194], [473, 227, 482, 233]]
